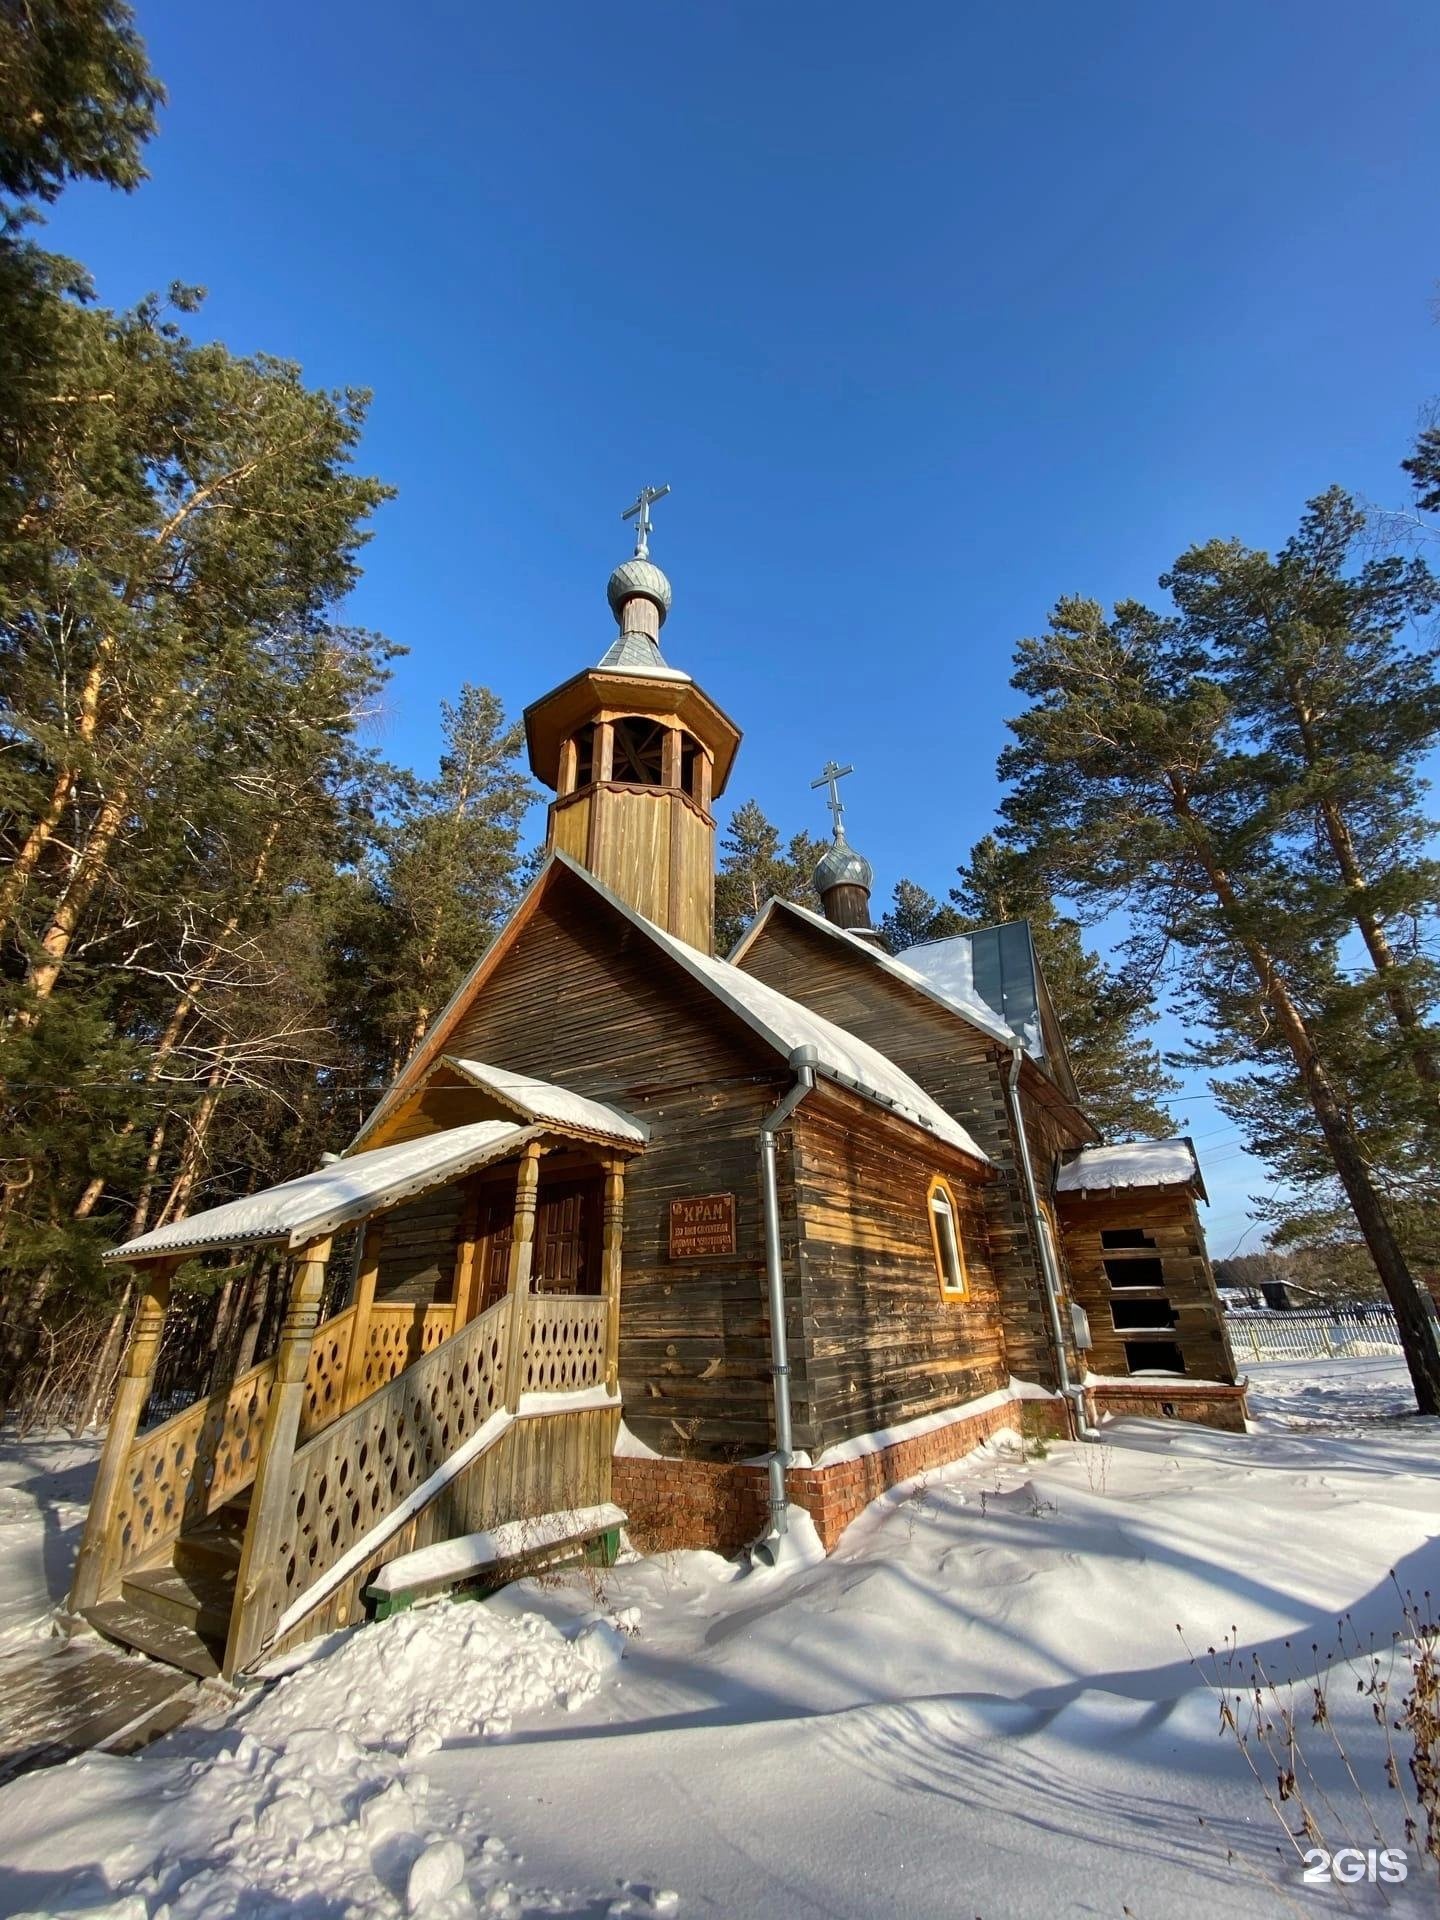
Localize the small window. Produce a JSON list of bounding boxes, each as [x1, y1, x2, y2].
[[928, 1177, 969, 1300], [1124, 1337, 1186, 1376], [1105, 1255, 1165, 1289], [1101, 1227, 1156, 1251], [1111, 1297, 1177, 1332]]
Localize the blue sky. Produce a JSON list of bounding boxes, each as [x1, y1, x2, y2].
[[43, 1, 1440, 1249]]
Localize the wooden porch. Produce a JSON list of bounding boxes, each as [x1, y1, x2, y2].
[[68, 1126, 634, 1681]]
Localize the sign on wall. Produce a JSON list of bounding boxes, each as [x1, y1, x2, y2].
[[669, 1192, 737, 1260]]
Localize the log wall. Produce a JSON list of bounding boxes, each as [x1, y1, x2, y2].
[[736, 912, 1091, 1386], [791, 1094, 1007, 1452], [1056, 1186, 1238, 1384]]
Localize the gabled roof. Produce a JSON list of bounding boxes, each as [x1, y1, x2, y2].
[[355, 854, 988, 1168], [443, 1058, 647, 1145], [1054, 1138, 1204, 1199], [730, 897, 1017, 1048], [105, 1120, 546, 1263]]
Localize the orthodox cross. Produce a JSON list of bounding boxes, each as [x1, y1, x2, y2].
[[811, 759, 855, 835], [622, 482, 671, 559]]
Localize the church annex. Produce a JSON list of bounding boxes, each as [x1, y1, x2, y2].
[[68, 497, 1245, 1680]]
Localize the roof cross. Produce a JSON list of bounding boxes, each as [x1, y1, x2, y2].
[[621, 482, 671, 559], [811, 759, 855, 835]]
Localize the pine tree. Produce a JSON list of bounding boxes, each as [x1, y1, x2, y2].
[[951, 835, 1177, 1138], [880, 879, 962, 951], [1403, 413, 1440, 515], [997, 593, 1440, 1413], [1163, 488, 1440, 1120], [713, 800, 827, 954], [0, 0, 163, 202], [353, 685, 535, 1074]]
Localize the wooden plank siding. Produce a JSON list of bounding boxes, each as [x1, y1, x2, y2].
[[1055, 1187, 1239, 1384], [421, 872, 795, 1457], [734, 911, 1092, 1386], [790, 1095, 1007, 1453]]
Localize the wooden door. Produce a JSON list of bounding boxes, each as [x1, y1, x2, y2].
[[534, 1180, 602, 1294], [475, 1197, 513, 1315]]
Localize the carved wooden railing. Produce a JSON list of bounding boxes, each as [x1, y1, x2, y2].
[[100, 1305, 357, 1593], [521, 1294, 607, 1395], [258, 1293, 513, 1650], [353, 1301, 454, 1398]]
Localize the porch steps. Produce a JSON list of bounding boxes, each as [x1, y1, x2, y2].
[[122, 1564, 234, 1641], [82, 1492, 249, 1679], [84, 1600, 223, 1680]]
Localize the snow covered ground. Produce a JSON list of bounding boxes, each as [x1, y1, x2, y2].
[[0, 1356, 1436, 1918]]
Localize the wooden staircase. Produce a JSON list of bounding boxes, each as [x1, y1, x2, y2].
[[86, 1494, 249, 1679], [74, 1279, 614, 1680]]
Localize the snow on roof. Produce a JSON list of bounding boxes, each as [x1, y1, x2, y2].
[[1054, 1139, 1199, 1194], [104, 1120, 542, 1263], [735, 899, 1016, 1048], [443, 1059, 647, 1144], [602, 876, 986, 1164], [897, 932, 1022, 1041]]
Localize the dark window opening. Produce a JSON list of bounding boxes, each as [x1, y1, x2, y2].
[[1105, 1255, 1165, 1289], [1111, 1297, 1177, 1331], [680, 733, 700, 799], [573, 722, 596, 788], [1124, 1337, 1186, 1375], [612, 716, 668, 785], [1101, 1227, 1156, 1251]]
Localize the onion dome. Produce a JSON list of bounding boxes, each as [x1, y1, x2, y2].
[[814, 832, 874, 895], [607, 557, 672, 627]]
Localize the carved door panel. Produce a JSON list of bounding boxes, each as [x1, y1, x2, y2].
[[535, 1181, 603, 1295]]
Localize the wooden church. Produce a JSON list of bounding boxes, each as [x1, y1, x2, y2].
[[69, 494, 1245, 1680]]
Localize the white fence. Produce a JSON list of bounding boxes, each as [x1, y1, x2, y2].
[[1226, 1306, 1402, 1364]]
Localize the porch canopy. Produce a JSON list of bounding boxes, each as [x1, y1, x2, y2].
[[104, 1087, 644, 1269]]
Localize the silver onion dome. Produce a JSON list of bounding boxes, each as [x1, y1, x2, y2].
[[607, 557, 673, 625], [814, 834, 874, 894]]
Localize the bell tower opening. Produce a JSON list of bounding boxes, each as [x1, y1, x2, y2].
[[522, 488, 741, 953]]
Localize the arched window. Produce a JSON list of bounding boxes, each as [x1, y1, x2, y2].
[[611, 716, 667, 785], [927, 1176, 969, 1301]]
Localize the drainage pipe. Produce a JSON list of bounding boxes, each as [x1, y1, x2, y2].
[[755, 1048, 817, 1558], [1005, 1043, 1098, 1440]]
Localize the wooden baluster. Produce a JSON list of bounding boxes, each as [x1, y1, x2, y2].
[[69, 1256, 178, 1613], [224, 1234, 331, 1677], [342, 1218, 383, 1412], [602, 1158, 625, 1395], [503, 1143, 543, 1412]]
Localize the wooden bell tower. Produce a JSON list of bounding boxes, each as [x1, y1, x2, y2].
[[523, 492, 740, 954]]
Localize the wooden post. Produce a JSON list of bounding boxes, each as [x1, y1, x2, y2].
[[453, 1183, 484, 1328], [503, 1143, 543, 1412], [69, 1257, 178, 1613], [342, 1218, 383, 1412], [602, 1158, 625, 1395], [224, 1234, 331, 1677]]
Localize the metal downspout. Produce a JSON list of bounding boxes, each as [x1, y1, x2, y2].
[[1006, 1043, 1097, 1440], [754, 1048, 817, 1560]]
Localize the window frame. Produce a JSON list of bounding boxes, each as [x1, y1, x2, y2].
[[927, 1175, 970, 1303]]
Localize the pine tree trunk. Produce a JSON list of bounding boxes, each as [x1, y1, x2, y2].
[[1172, 784, 1440, 1413], [1315, 791, 1440, 1092], [18, 780, 132, 1012], [0, 644, 112, 937], [1279, 665, 1440, 1097], [154, 1061, 229, 1228]]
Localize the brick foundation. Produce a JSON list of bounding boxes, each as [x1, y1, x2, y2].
[[614, 1392, 1072, 1555], [1085, 1379, 1250, 1433]]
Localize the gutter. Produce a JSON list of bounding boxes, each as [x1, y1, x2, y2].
[[753, 1046, 817, 1563], [1005, 1043, 1097, 1440]]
